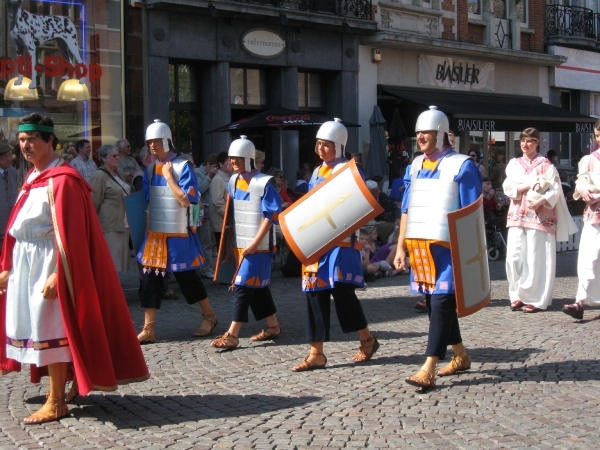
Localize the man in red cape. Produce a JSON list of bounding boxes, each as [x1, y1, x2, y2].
[[0, 113, 149, 424]]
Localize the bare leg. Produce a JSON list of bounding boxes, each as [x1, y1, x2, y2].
[[195, 298, 218, 336], [138, 308, 156, 343], [421, 356, 439, 376], [292, 342, 327, 371], [352, 328, 380, 362], [250, 314, 281, 341], [451, 342, 466, 357], [144, 308, 156, 325], [226, 321, 243, 337], [23, 362, 69, 424]]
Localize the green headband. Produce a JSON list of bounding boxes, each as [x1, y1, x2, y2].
[[18, 124, 55, 133]]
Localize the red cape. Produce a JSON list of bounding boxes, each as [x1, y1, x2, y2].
[[0, 166, 149, 394]]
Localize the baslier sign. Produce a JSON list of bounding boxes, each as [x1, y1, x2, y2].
[[419, 55, 494, 91], [456, 119, 497, 131]]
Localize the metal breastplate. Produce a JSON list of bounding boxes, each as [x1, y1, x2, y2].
[[405, 153, 468, 243], [148, 159, 190, 234], [231, 173, 273, 251]]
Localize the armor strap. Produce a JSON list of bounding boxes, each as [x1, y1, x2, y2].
[[310, 160, 348, 186], [146, 157, 189, 182], [410, 152, 469, 181]]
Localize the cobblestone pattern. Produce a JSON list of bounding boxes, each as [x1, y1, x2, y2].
[[2, 251, 599, 449]]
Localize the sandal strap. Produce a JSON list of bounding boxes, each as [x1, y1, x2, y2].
[[202, 314, 218, 326], [213, 332, 238, 347]]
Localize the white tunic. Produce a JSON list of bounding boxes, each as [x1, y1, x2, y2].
[[5, 171, 72, 366], [575, 153, 600, 304]]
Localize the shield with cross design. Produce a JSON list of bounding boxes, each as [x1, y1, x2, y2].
[[279, 159, 384, 266], [447, 196, 491, 317]]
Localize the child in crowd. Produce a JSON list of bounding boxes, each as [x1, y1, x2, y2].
[[360, 228, 380, 281], [370, 228, 403, 277]]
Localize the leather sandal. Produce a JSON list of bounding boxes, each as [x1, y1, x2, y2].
[[210, 332, 239, 349], [437, 350, 471, 376], [23, 396, 69, 425], [405, 370, 436, 389], [510, 300, 524, 311], [138, 321, 156, 345], [193, 313, 218, 338], [292, 354, 327, 372], [522, 304, 542, 313], [352, 336, 380, 363], [563, 302, 584, 320], [250, 325, 281, 341]]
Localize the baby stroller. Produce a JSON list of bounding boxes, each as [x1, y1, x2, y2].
[[484, 211, 507, 261]]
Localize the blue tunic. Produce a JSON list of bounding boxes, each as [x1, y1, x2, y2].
[[136, 152, 205, 272], [400, 152, 482, 294], [302, 158, 365, 292], [229, 172, 281, 287]]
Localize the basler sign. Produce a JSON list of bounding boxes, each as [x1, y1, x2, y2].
[[419, 55, 495, 91]]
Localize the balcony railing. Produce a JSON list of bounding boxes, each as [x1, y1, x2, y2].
[[231, 0, 373, 20], [546, 4, 596, 40]]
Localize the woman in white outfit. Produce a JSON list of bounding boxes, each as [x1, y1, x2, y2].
[[503, 128, 576, 313], [563, 120, 600, 320]]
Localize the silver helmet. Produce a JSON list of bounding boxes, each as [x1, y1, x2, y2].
[[415, 106, 449, 150], [145, 119, 173, 153], [228, 135, 256, 172], [316, 118, 348, 159]]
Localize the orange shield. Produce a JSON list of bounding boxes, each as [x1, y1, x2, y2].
[[279, 160, 384, 266], [448, 196, 491, 317]]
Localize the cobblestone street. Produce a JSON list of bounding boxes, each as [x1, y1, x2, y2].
[[1, 251, 599, 449]]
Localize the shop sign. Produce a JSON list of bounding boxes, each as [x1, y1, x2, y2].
[[576, 122, 595, 133], [456, 119, 497, 131], [419, 55, 494, 91], [1, 55, 102, 83], [452, 118, 596, 133], [242, 29, 286, 58]]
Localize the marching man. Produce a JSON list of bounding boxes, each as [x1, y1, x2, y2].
[[393, 106, 483, 390], [293, 119, 380, 371], [210, 136, 282, 349], [137, 120, 217, 343]]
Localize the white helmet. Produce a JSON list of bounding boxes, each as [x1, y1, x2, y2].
[[316, 118, 348, 158], [228, 135, 255, 172], [145, 119, 173, 153], [415, 106, 449, 150]]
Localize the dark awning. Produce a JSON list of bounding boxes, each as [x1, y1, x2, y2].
[[380, 87, 596, 133]]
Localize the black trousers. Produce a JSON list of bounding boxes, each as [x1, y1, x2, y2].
[[425, 293, 462, 359], [231, 286, 277, 323], [305, 282, 368, 342], [139, 270, 208, 309]]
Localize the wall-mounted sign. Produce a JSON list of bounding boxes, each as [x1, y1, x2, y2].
[[419, 55, 494, 91], [242, 29, 286, 58], [452, 118, 595, 133]]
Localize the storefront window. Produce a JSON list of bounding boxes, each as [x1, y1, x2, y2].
[[230, 67, 267, 107], [298, 72, 324, 109], [169, 63, 198, 152], [0, 0, 124, 160]]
